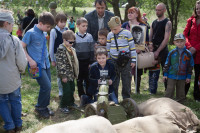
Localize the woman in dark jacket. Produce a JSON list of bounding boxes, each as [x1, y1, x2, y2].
[[22, 9, 38, 34], [183, 0, 200, 101]]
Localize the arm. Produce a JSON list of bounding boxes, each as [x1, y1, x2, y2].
[[183, 18, 192, 49], [106, 33, 111, 59], [154, 21, 172, 58], [128, 32, 136, 68], [187, 52, 194, 79], [149, 24, 153, 42], [163, 52, 170, 77], [109, 62, 116, 84], [89, 35, 95, 64], [49, 29, 56, 65], [88, 65, 99, 95]]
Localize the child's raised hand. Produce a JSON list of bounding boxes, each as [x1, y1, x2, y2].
[[62, 78, 68, 83], [108, 79, 113, 85], [163, 76, 167, 82], [186, 78, 191, 84]]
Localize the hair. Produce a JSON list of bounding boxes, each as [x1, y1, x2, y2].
[[132, 26, 142, 33], [128, 7, 146, 24], [95, 47, 108, 57], [55, 12, 67, 24], [38, 12, 55, 26], [98, 28, 109, 37], [27, 9, 35, 17], [193, 0, 200, 18], [62, 30, 75, 41], [76, 17, 88, 25], [95, 0, 107, 6]]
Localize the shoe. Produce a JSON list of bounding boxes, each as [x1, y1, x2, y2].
[[71, 103, 78, 108], [15, 126, 22, 133], [60, 107, 70, 114], [6, 129, 15, 133], [46, 107, 54, 116], [35, 109, 50, 119]]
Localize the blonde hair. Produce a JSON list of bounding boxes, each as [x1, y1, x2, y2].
[[76, 17, 88, 25], [95, 47, 108, 57]]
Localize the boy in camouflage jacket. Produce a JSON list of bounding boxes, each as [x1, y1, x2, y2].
[[56, 30, 79, 113]]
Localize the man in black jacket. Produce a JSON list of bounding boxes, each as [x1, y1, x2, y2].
[[85, 0, 114, 42]]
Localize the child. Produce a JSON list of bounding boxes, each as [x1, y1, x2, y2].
[[73, 17, 94, 98], [94, 28, 109, 50], [22, 12, 55, 119], [148, 43, 160, 94], [163, 33, 194, 103], [68, 16, 76, 32], [16, 24, 22, 40], [56, 30, 79, 113], [80, 47, 118, 107], [0, 9, 27, 132], [107, 16, 136, 99], [49, 12, 68, 99]]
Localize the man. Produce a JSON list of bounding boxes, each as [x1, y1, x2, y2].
[[149, 3, 172, 88], [132, 26, 143, 44], [49, 1, 57, 18], [85, 0, 114, 42]]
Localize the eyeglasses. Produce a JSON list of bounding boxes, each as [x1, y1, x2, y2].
[[66, 40, 75, 44]]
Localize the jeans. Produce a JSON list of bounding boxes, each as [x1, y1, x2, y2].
[[149, 70, 160, 94], [35, 68, 51, 110], [0, 88, 22, 130]]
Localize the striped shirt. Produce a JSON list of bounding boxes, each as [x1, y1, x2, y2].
[[106, 29, 136, 63]]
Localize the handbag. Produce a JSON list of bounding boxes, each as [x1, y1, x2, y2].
[[114, 34, 130, 67], [27, 39, 45, 79], [137, 47, 155, 69], [22, 17, 35, 36]]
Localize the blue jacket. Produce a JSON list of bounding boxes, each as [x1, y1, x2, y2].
[[87, 60, 116, 96], [163, 46, 194, 80], [85, 10, 114, 42]]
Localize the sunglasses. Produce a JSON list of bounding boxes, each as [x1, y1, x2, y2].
[[66, 40, 75, 44]]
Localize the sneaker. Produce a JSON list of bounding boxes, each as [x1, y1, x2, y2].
[[15, 126, 22, 133], [46, 107, 54, 116], [35, 109, 50, 119], [60, 107, 70, 114]]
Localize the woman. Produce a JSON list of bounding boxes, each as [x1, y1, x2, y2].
[[183, 0, 200, 102], [22, 9, 38, 34], [68, 17, 76, 33], [122, 7, 149, 94]]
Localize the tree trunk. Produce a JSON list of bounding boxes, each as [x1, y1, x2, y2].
[[124, 0, 136, 22]]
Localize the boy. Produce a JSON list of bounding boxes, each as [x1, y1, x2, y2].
[[95, 28, 109, 48], [73, 17, 94, 98], [22, 12, 55, 119], [0, 9, 27, 132], [163, 33, 194, 103], [49, 12, 68, 99], [107, 16, 136, 99], [56, 30, 79, 113], [148, 43, 160, 94], [80, 47, 118, 107]]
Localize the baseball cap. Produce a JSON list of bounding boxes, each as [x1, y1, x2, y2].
[[174, 33, 185, 41], [108, 16, 121, 29], [0, 9, 14, 24]]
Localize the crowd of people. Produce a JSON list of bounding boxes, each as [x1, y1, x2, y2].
[[0, 0, 200, 132]]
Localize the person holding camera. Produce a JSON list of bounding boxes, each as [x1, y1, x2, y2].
[[107, 16, 136, 99]]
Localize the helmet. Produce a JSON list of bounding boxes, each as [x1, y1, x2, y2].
[[49, 1, 57, 9]]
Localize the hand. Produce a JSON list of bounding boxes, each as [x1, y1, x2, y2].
[[189, 47, 196, 55], [29, 59, 37, 69], [98, 79, 101, 84], [163, 76, 167, 82], [136, 49, 141, 54], [154, 50, 160, 59], [185, 78, 191, 84], [62, 78, 68, 83], [131, 63, 135, 69], [108, 79, 113, 85], [51, 61, 56, 67]]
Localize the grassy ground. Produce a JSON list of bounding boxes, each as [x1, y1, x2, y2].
[[1, 7, 200, 133]]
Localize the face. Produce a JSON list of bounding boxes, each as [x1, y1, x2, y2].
[[96, 54, 107, 67], [196, 4, 200, 17], [133, 31, 142, 43], [98, 35, 107, 46], [174, 39, 186, 48], [155, 5, 165, 18], [39, 22, 52, 32], [77, 22, 88, 34], [128, 11, 138, 20], [95, 2, 106, 17], [57, 21, 66, 30], [111, 25, 121, 34], [4, 22, 13, 33], [64, 38, 75, 48]]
